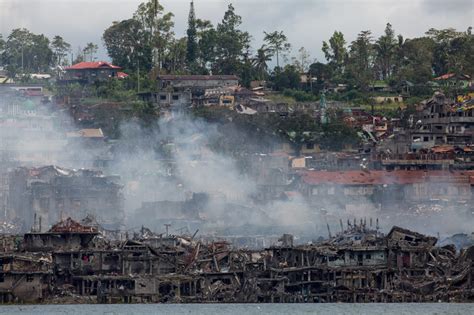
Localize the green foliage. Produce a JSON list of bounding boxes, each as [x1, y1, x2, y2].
[[186, 1, 198, 69], [133, 0, 175, 71], [395, 37, 435, 84], [322, 31, 347, 80], [192, 107, 359, 152], [252, 46, 272, 80], [271, 65, 301, 91], [374, 23, 397, 80], [212, 4, 251, 75], [283, 89, 318, 102], [51, 35, 71, 66], [346, 30, 374, 91], [83, 42, 98, 62], [1, 28, 53, 76], [263, 30, 290, 68]]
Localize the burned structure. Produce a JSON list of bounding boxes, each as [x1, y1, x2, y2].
[[7, 166, 124, 232], [0, 217, 472, 304], [155, 75, 239, 111]]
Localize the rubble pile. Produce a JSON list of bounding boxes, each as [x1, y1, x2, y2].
[[0, 217, 472, 304]]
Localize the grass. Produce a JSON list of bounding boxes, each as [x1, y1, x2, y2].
[[265, 93, 297, 104]]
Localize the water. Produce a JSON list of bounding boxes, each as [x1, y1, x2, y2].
[[0, 304, 471, 315]]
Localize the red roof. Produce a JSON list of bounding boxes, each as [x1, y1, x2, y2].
[[65, 61, 121, 70], [434, 73, 456, 81], [301, 170, 474, 186], [434, 73, 471, 81], [117, 71, 129, 79]]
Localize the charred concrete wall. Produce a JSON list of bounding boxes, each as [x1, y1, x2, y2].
[[7, 166, 124, 231]]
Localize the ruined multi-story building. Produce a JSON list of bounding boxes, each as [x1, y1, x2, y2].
[[7, 166, 124, 232], [412, 92, 474, 148], [155, 75, 239, 110], [0, 217, 472, 304], [299, 170, 474, 213]]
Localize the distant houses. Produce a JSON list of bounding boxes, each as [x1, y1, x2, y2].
[[63, 61, 128, 84]]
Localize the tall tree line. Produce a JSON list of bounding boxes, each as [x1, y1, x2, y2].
[[0, 28, 103, 77]]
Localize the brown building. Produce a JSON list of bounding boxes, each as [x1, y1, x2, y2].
[[63, 62, 122, 84]]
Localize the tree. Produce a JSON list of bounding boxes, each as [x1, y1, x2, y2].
[[271, 64, 300, 91], [51, 35, 71, 66], [72, 46, 85, 64], [308, 61, 332, 91], [292, 47, 312, 73], [164, 37, 187, 73], [134, 0, 174, 71], [0, 35, 5, 66], [395, 37, 435, 85], [346, 30, 374, 91], [252, 45, 272, 80], [213, 4, 251, 75], [186, 0, 198, 70], [83, 42, 98, 62], [103, 19, 152, 71], [374, 23, 397, 80], [263, 30, 291, 68], [322, 31, 347, 79], [1, 28, 53, 75], [196, 19, 216, 73], [425, 27, 463, 76]]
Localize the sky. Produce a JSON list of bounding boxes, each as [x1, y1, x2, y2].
[[0, 0, 473, 63]]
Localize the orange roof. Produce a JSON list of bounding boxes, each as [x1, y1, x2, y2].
[[434, 73, 456, 81], [301, 170, 474, 185], [117, 71, 128, 79], [431, 145, 454, 153], [65, 61, 121, 70], [434, 73, 471, 81]]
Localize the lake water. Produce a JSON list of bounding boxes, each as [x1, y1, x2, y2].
[[0, 303, 472, 315]]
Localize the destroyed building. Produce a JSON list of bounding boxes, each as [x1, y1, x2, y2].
[[298, 170, 474, 213], [412, 92, 474, 149], [155, 75, 239, 110], [7, 166, 124, 232], [0, 217, 472, 304]]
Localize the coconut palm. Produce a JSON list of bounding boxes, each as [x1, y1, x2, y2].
[[252, 45, 272, 80]]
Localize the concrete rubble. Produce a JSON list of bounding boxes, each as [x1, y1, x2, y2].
[[0, 217, 472, 304]]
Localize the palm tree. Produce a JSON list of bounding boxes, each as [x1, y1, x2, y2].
[[252, 45, 272, 80]]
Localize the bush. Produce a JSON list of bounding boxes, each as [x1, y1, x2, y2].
[[283, 89, 318, 102]]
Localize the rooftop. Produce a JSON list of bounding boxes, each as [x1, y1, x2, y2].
[[157, 75, 239, 81], [301, 170, 474, 185], [65, 61, 121, 70]]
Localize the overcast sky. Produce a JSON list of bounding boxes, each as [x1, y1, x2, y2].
[[0, 0, 473, 63]]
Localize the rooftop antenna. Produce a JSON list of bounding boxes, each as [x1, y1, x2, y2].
[[376, 218, 379, 230], [39, 216, 42, 233]]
